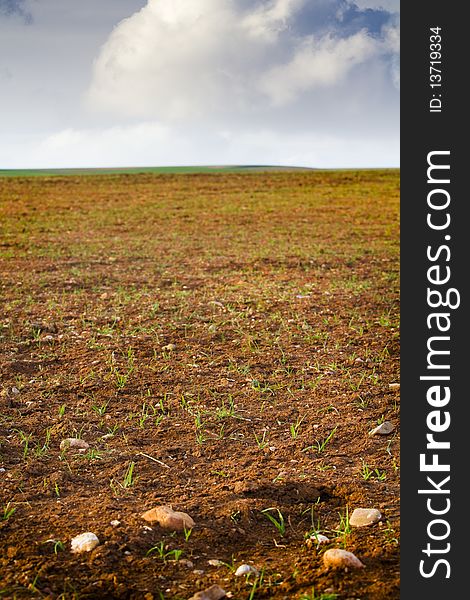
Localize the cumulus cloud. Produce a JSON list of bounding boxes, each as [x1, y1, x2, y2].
[[86, 0, 399, 122], [259, 31, 378, 105], [1, 0, 399, 169]]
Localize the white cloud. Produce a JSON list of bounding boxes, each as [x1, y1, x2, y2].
[[0, 122, 182, 169], [259, 30, 378, 105], [0, 118, 399, 169], [85, 0, 398, 120], [1, 0, 399, 169]]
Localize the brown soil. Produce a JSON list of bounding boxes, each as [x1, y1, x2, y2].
[[0, 170, 400, 599]]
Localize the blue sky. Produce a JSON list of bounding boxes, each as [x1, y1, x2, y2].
[[0, 0, 399, 168]]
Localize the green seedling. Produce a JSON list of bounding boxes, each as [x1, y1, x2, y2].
[[248, 568, 266, 600], [261, 508, 286, 537], [302, 500, 323, 541], [254, 431, 268, 449], [220, 555, 237, 572], [383, 520, 399, 545], [251, 379, 273, 394], [312, 426, 337, 453], [183, 527, 192, 542], [105, 424, 120, 437], [81, 449, 102, 461], [360, 461, 374, 480], [334, 506, 351, 544], [14, 429, 32, 459], [146, 541, 165, 558], [92, 401, 109, 416], [289, 415, 304, 439], [43, 539, 65, 554], [138, 403, 151, 428], [123, 461, 136, 488], [315, 461, 334, 472], [360, 460, 387, 481], [348, 372, 367, 392], [216, 395, 238, 419], [354, 395, 369, 409], [58, 404, 66, 417], [146, 542, 183, 562], [212, 470, 229, 478], [34, 428, 52, 457], [195, 430, 206, 445], [113, 368, 131, 389], [2, 502, 16, 521], [374, 468, 387, 481]]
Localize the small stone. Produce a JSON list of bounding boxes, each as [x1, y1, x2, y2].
[[235, 564, 258, 577], [180, 559, 194, 569], [369, 421, 395, 436], [110, 520, 120, 527], [323, 549, 364, 570], [11, 387, 20, 395], [389, 383, 400, 390], [187, 585, 226, 600], [163, 343, 176, 351], [354, 357, 364, 364], [141, 505, 195, 531], [350, 508, 382, 527], [60, 438, 90, 451], [307, 533, 330, 546], [70, 532, 100, 553], [208, 559, 225, 567]]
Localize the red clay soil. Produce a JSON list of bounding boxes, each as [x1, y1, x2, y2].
[[0, 170, 400, 599]]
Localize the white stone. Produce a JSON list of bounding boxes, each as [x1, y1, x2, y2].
[[308, 533, 330, 546], [350, 508, 382, 527], [235, 564, 258, 577], [323, 549, 364, 570], [60, 438, 89, 451], [179, 559, 194, 569], [70, 532, 100, 553], [369, 421, 395, 436]]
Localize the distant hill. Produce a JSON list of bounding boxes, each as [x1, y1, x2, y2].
[[0, 165, 316, 177]]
